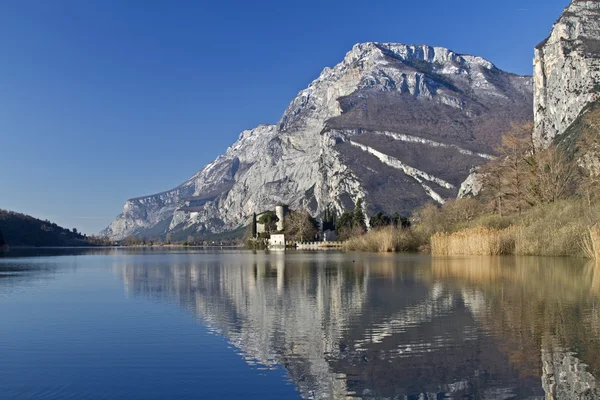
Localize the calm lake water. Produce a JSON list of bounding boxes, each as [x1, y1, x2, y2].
[[1, 249, 599, 400]]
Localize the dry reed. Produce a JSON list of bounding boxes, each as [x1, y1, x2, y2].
[[582, 225, 600, 260], [431, 227, 515, 256], [344, 226, 420, 253]]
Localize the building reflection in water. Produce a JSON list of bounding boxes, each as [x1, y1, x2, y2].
[[114, 251, 600, 399]]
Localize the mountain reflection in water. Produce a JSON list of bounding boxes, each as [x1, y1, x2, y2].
[[114, 252, 600, 400]]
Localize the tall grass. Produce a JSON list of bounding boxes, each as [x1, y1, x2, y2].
[[431, 227, 515, 256], [346, 199, 600, 257], [430, 200, 600, 258], [511, 200, 592, 257], [582, 225, 600, 260], [345, 226, 421, 253]]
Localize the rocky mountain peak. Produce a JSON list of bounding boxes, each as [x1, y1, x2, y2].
[[278, 41, 522, 133], [103, 41, 533, 241]]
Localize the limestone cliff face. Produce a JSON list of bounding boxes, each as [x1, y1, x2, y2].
[[103, 42, 532, 240], [533, 0, 600, 147]]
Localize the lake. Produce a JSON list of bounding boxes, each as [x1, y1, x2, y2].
[[1, 248, 599, 399]]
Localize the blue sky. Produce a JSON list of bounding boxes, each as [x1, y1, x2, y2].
[[0, 0, 569, 234]]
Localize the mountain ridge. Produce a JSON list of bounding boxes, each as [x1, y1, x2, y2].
[[103, 41, 533, 240]]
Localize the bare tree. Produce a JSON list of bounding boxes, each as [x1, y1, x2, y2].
[[577, 112, 600, 206], [479, 122, 536, 215], [529, 146, 577, 204], [479, 158, 508, 216], [497, 122, 535, 214], [285, 210, 318, 242]]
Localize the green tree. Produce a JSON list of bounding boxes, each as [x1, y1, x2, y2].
[[251, 213, 257, 238], [258, 212, 279, 234], [370, 212, 391, 228], [353, 198, 367, 233], [335, 211, 354, 240], [322, 205, 337, 232], [392, 212, 401, 227], [0, 229, 5, 247]]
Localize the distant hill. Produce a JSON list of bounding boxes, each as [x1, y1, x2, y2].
[[0, 210, 91, 247]]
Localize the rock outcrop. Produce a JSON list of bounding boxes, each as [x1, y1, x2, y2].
[[533, 0, 600, 148], [103, 42, 533, 240]]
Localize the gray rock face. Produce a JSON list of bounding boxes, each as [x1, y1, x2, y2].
[[542, 338, 600, 400], [458, 169, 483, 198], [533, 0, 600, 148], [103, 42, 532, 240]]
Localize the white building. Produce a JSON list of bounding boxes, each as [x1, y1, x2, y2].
[[268, 234, 286, 249]]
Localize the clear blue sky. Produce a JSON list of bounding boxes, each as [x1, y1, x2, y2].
[[0, 0, 569, 235]]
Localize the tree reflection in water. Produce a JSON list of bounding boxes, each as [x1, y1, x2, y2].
[[114, 252, 600, 399]]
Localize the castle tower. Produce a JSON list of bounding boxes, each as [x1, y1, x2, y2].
[[275, 204, 288, 232]]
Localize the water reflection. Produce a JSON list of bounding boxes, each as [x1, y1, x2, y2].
[[111, 252, 600, 399], [431, 257, 600, 400]]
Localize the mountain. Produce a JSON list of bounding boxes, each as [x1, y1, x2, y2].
[[533, 0, 600, 148], [0, 209, 91, 247], [103, 42, 533, 240]]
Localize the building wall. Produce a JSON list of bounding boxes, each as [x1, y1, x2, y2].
[[257, 223, 266, 235], [269, 234, 286, 247]]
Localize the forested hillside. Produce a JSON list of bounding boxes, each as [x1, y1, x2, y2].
[[0, 210, 91, 247]]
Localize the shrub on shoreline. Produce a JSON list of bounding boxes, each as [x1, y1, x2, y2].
[[344, 226, 421, 253]]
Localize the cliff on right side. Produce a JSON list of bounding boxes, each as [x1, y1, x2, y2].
[[534, 0, 600, 148]]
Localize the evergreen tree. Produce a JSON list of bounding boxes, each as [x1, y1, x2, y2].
[[353, 198, 367, 233], [335, 212, 353, 232], [370, 212, 391, 228], [322, 205, 337, 231], [251, 213, 257, 238], [335, 211, 354, 241], [392, 212, 401, 227], [0, 229, 5, 246], [258, 212, 279, 234]]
